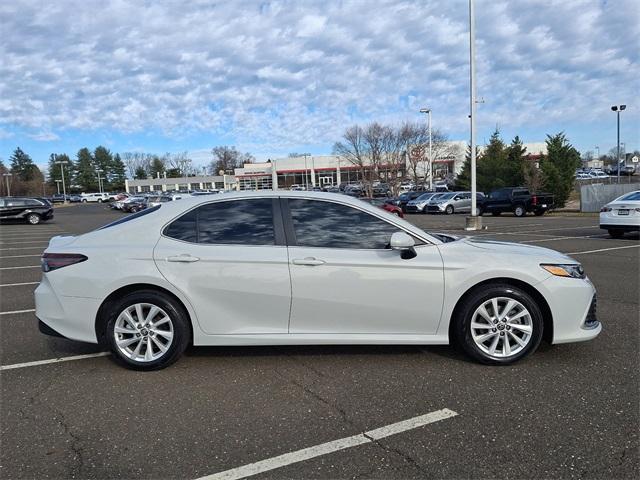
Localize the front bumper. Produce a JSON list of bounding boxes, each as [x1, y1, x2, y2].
[[426, 205, 446, 213], [537, 275, 602, 344]]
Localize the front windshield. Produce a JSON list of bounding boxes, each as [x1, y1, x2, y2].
[[438, 193, 455, 200], [417, 193, 434, 201]]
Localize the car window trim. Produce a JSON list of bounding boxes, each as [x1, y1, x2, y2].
[[280, 197, 432, 250]]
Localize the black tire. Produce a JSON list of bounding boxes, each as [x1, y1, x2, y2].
[[534, 210, 545, 216], [513, 205, 526, 217], [445, 205, 454, 215], [82, 199, 87, 203], [491, 211, 501, 216], [608, 229, 624, 239], [452, 283, 544, 365], [98, 199, 103, 203], [104, 290, 190, 371], [26, 213, 41, 225]]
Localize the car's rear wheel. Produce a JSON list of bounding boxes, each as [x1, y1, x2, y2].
[[26, 213, 41, 225], [491, 211, 501, 216], [452, 284, 544, 365], [105, 291, 190, 370], [608, 229, 624, 239], [514, 205, 526, 217], [534, 210, 545, 216]]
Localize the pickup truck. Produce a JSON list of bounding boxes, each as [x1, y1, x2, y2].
[[480, 187, 554, 217]]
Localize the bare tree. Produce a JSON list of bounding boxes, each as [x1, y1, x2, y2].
[[209, 146, 254, 175], [333, 125, 368, 193], [399, 122, 451, 187]]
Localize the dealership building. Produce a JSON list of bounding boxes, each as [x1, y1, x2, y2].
[[125, 141, 548, 193]]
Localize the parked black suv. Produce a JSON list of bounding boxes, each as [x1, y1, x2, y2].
[[481, 187, 554, 217], [0, 197, 54, 225]]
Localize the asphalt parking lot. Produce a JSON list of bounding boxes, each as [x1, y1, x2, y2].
[[1, 204, 638, 480]]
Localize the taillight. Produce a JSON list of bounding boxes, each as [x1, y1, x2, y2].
[[600, 206, 612, 212], [41, 253, 88, 272], [531, 195, 537, 205]]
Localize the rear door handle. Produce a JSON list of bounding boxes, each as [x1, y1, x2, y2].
[[292, 257, 325, 266], [167, 254, 200, 263]]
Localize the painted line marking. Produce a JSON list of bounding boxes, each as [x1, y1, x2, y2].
[[196, 408, 458, 480], [522, 234, 611, 243], [0, 265, 40, 270], [0, 254, 42, 258], [0, 241, 50, 246], [0, 246, 46, 251], [0, 282, 39, 287], [0, 352, 110, 371], [0, 309, 35, 316], [567, 244, 640, 255]]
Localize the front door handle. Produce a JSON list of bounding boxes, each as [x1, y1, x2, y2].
[[167, 254, 200, 263], [292, 257, 326, 266]]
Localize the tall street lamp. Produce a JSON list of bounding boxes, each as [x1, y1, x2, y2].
[[611, 104, 626, 183], [2, 172, 12, 196], [96, 169, 104, 194], [466, 0, 481, 230], [55, 160, 69, 203], [419, 108, 433, 190]]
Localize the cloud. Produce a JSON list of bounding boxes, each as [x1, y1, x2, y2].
[[0, 0, 638, 155], [28, 131, 60, 141]]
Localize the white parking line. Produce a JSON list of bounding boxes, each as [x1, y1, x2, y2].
[[0, 246, 46, 251], [0, 352, 111, 371], [0, 309, 35, 316], [0, 241, 50, 245], [523, 234, 610, 243], [0, 265, 40, 270], [568, 244, 640, 255], [0, 254, 42, 258], [197, 408, 458, 480], [0, 282, 39, 287]]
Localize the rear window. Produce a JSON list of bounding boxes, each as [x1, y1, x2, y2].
[[620, 192, 640, 201], [98, 205, 161, 230]]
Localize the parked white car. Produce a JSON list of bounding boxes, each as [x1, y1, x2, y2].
[[81, 192, 109, 203], [599, 190, 640, 238], [35, 191, 600, 370]]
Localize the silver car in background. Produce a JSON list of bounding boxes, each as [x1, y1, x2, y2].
[[426, 191, 485, 215], [405, 192, 440, 213]]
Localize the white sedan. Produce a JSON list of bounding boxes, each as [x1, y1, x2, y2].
[[600, 190, 640, 238], [35, 192, 601, 370]]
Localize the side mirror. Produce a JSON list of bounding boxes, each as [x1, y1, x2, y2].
[[390, 232, 417, 259]]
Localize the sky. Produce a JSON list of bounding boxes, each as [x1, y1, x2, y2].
[[1, 0, 639, 172]]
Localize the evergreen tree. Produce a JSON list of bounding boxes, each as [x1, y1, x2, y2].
[[47, 153, 73, 188], [148, 156, 166, 179], [477, 129, 509, 192], [505, 136, 527, 186], [110, 153, 127, 191], [454, 145, 472, 190], [94, 146, 113, 190], [540, 133, 581, 208], [9, 147, 39, 181], [134, 166, 147, 180], [75, 148, 98, 191]]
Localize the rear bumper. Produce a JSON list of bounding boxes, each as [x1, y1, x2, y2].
[[600, 223, 640, 232], [34, 276, 100, 344]]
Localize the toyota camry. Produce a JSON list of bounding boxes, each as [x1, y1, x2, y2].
[[35, 191, 601, 370]]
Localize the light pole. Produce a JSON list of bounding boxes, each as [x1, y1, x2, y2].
[[611, 105, 626, 183], [466, 0, 480, 230], [303, 154, 309, 190], [55, 179, 62, 194], [55, 160, 68, 203], [419, 108, 433, 190], [96, 169, 104, 194], [2, 173, 12, 196]]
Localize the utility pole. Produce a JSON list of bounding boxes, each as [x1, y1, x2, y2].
[[56, 160, 68, 203], [56, 179, 62, 194], [466, 0, 481, 230]]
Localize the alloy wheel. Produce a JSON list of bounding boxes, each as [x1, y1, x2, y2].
[[113, 303, 174, 362], [470, 296, 533, 358]]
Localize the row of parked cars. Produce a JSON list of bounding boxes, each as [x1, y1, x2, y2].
[[393, 187, 554, 217]]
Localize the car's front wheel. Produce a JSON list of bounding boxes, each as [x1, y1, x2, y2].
[[445, 205, 454, 215], [452, 284, 544, 365], [26, 213, 41, 225], [105, 290, 190, 370]]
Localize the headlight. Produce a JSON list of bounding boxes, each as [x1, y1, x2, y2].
[[541, 263, 585, 279]]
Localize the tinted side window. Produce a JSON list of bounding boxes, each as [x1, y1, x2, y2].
[[6, 199, 26, 207], [288, 199, 401, 249], [164, 209, 197, 242], [197, 199, 275, 245]]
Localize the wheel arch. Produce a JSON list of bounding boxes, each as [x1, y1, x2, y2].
[[448, 277, 553, 344], [95, 283, 194, 346]]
